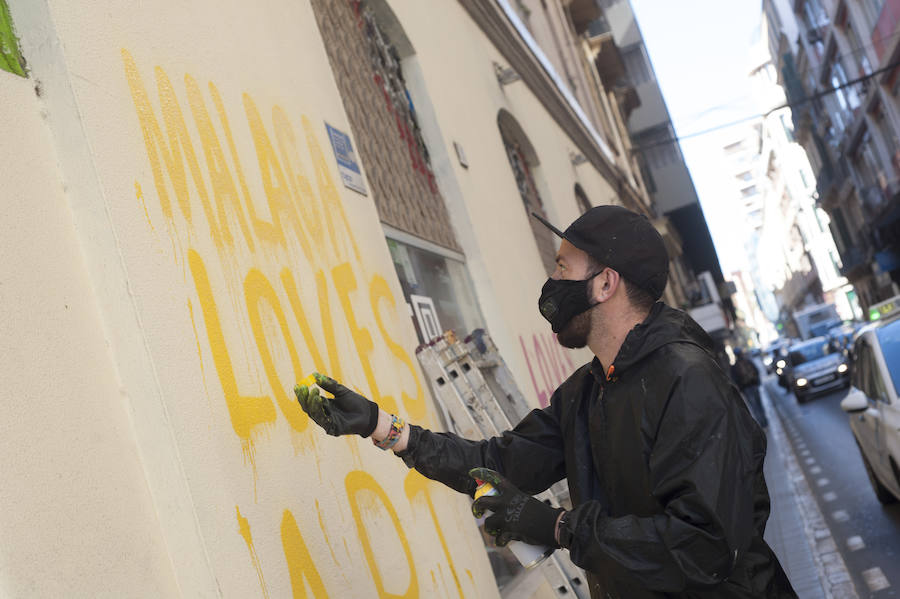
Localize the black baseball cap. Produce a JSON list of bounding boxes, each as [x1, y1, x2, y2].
[[532, 205, 669, 300]]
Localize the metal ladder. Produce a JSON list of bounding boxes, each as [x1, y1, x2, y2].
[[416, 329, 588, 599]]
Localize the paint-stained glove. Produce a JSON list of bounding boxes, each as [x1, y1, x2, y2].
[[294, 373, 379, 438], [470, 467, 562, 548]]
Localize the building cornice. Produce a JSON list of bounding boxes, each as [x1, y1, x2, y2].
[[458, 0, 649, 215]]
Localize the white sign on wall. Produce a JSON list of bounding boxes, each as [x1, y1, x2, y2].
[[410, 294, 442, 342], [325, 122, 367, 195]]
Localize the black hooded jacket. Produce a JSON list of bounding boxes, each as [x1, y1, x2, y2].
[[397, 303, 796, 598]]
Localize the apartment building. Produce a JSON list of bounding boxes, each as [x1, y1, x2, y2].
[[765, 0, 900, 314], [599, 0, 736, 347], [735, 27, 858, 335]]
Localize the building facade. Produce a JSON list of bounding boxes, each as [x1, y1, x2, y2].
[[727, 26, 857, 340], [765, 0, 900, 316], [0, 0, 691, 597], [600, 0, 736, 348]]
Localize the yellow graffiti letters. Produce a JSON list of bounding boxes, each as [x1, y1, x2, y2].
[[208, 80, 263, 253], [244, 268, 308, 432], [302, 115, 361, 263], [346, 471, 419, 599], [403, 472, 463, 598], [236, 506, 271, 599], [333, 263, 398, 415], [369, 275, 425, 420], [272, 106, 325, 252], [189, 250, 276, 442], [185, 74, 255, 252], [244, 93, 310, 257], [281, 510, 330, 598], [123, 51, 437, 457], [281, 268, 345, 383], [122, 49, 222, 246]]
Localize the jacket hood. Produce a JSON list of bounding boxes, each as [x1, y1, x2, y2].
[[610, 302, 714, 376]]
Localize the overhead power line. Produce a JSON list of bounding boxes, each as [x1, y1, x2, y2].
[[674, 29, 900, 125], [631, 58, 900, 153]]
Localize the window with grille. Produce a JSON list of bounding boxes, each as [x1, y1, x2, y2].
[[498, 111, 558, 275]]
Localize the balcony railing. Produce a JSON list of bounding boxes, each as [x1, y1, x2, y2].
[[568, 0, 602, 35], [859, 184, 888, 213]]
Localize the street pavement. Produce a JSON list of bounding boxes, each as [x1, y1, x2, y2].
[[763, 374, 900, 598]]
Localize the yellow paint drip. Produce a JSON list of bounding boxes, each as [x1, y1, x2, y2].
[[135, 180, 154, 230], [235, 506, 270, 599], [298, 373, 317, 388]]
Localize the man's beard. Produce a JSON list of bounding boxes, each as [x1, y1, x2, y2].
[[556, 308, 592, 348]]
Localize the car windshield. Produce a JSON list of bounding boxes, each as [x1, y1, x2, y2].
[[876, 319, 900, 395], [788, 339, 830, 365]]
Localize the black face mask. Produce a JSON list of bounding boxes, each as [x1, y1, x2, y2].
[[538, 271, 602, 334]]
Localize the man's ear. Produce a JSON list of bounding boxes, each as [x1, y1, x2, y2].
[[590, 268, 620, 303]]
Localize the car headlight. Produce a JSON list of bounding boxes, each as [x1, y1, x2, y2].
[[796, 378, 808, 387], [776, 359, 786, 369], [837, 363, 848, 373], [764, 357, 773, 365], [776, 367, 783, 375]]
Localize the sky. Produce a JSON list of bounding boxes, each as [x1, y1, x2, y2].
[[630, 0, 766, 275]]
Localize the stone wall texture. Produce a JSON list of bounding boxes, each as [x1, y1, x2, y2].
[[310, 0, 461, 252]]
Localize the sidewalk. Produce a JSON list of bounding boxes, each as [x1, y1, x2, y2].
[[761, 384, 858, 599]]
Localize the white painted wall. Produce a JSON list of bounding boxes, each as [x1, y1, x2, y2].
[[0, 69, 182, 598], [1, 0, 625, 595]]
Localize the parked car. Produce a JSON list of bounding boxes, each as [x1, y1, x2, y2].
[[782, 336, 850, 402], [772, 338, 801, 387], [840, 314, 900, 504]]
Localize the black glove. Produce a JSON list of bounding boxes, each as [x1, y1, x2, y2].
[[469, 467, 562, 548], [294, 373, 379, 437]]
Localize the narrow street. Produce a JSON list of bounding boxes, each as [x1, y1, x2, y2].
[[766, 375, 900, 598]]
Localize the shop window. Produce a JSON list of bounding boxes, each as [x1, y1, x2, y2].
[[386, 236, 484, 344], [0, 0, 26, 77]]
